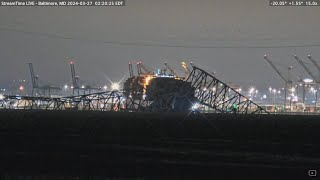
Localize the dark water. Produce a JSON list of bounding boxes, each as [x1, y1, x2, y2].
[[0, 110, 319, 179]]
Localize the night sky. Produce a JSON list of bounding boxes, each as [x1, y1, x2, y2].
[[0, 0, 320, 91]]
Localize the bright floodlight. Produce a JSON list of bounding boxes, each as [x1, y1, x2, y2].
[[303, 78, 313, 83], [103, 85, 108, 90], [111, 83, 120, 90], [0, 94, 4, 100], [81, 85, 85, 89], [64, 85, 68, 89], [191, 103, 199, 111]]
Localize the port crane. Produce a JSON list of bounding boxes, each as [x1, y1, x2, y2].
[[128, 61, 134, 78], [264, 55, 293, 109], [69, 60, 101, 96], [307, 55, 320, 77], [164, 62, 177, 77], [28, 63, 61, 96], [294, 55, 319, 106], [136, 61, 154, 75]]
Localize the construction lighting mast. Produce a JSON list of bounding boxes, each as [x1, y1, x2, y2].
[[294, 55, 319, 107], [264, 55, 291, 110], [164, 62, 177, 77]]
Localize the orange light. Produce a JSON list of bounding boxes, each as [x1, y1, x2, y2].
[[145, 76, 153, 86]]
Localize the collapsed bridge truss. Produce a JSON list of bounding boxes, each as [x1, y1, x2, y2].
[[0, 66, 268, 114], [182, 66, 268, 114]]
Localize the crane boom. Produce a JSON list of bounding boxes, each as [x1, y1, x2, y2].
[[263, 55, 288, 83], [138, 62, 153, 74], [28, 63, 39, 88], [164, 62, 177, 76], [294, 55, 319, 83], [307, 55, 320, 75]]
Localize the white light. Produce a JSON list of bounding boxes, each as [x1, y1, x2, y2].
[[81, 85, 85, 89], [111, 83, 120, 90], [249, 87, 255, 94], [19, 85, 24, 91], [303, 78, 313, 83], [203, 87, 207, 91], [291, 87, 295, 92], [191, 103, 199, 111], [64, 85, 68, 89], [278, 90, 281, 94], [0, 94, 4, 100], [103, 85, 108, 90], [263, 94, 267, 99], [272, 89, 276, 93]]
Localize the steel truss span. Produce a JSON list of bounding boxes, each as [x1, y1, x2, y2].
[[184, 66, 268, 114], [0, 66, 268, 114], [0, 91, 149, 112]]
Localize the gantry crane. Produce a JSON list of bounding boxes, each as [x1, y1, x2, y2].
[[69, 60, 101, 96], [28, 63, 39, 96], [307, 55, 320, 76], [128, 61, 134, 78], [70, 61, 81, 95], [164, 62, 177, 77], [136, 61, 154, 75], [264, 55, 292, 109], [294, 55, 319, 106], [28, 63, 61, 97]]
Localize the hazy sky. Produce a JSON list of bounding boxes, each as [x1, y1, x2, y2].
[[0, 0, 320, 90]]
